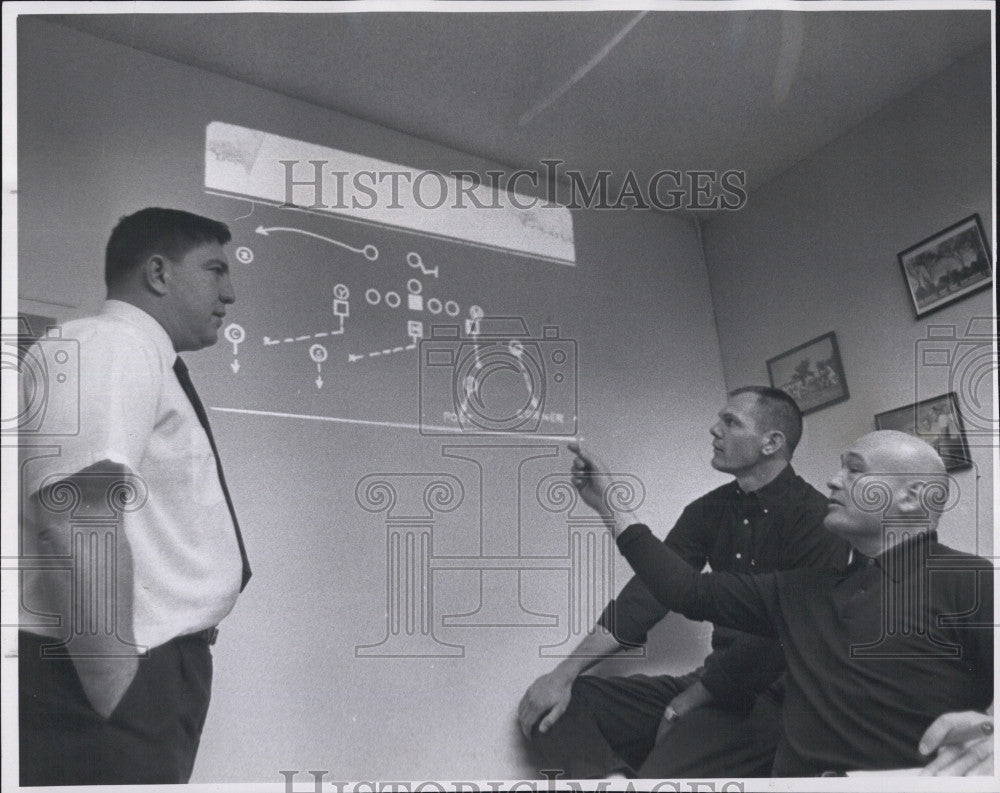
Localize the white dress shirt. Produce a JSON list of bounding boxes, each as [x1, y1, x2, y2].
[[20, 300, 242, 649]]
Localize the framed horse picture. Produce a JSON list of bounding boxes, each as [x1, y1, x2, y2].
[[767, 331, 849, 416]]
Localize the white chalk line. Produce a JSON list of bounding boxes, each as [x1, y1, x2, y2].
[[209, 406, 578, 440]]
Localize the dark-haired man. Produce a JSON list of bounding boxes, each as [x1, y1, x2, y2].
[[19, 208, 250, 785], [518, 387, 849, 778]]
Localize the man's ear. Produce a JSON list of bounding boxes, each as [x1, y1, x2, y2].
[[143, 254, 169, 296], [761, 430, 786, 457], [898, 477, 949, 522], [896, 480, 925, 516]]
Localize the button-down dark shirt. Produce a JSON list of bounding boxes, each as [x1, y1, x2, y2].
[[597, 465, 849, 706], [617, 524, 994, 774]]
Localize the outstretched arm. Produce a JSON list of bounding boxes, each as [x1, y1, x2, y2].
[[570, 444, 778, 637], [616, 524, 777, 636]]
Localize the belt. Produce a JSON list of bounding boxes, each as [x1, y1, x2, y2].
[[189, 626, 219, 645]]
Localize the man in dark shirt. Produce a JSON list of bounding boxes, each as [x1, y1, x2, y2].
[[572, 430, 993, 776], [517, 387, 849, 777]]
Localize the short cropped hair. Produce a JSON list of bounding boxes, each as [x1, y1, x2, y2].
[[729, 385, 804, 457], [105, 208, 231, 288]]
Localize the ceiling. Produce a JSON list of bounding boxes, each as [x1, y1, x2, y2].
[[50, 6, 991, 205]]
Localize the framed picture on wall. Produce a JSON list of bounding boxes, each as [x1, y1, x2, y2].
[[874, 392, 972, 472], [897, 214, 993, 318], [767, 331, 849, 415]]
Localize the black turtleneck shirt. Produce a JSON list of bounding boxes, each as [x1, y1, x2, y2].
[[597, 465, 849, 707]]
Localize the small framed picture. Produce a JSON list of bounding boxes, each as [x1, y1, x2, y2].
[[874, 392, 972, 472], [767, 331, 849, 415], [897, 214, 993, 318]]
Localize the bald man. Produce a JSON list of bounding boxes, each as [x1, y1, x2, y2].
[[571, 431, 993, 776]]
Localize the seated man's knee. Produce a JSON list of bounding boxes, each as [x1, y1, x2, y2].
[[569, 675, 597, 700], [528, 677, 601, 743], [566, 676, 608, 715]]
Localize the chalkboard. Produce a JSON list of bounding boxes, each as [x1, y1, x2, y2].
[[200, 123, 582, 442]]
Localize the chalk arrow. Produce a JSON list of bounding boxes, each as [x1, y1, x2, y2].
[[315, 375, 324, 389], [254, 226, 378, 261], [230, 359, 240, 374], [263, 336, 280, 346], [348, 353, 364, 363]]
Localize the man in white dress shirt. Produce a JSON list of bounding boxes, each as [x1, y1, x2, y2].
[[19, 207, 250, 785]]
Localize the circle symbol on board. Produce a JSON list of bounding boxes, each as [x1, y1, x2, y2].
[[445, 300, 460, 317], [334, 283, 350, 300], [406, 251, 438, 277], [452, 340, 543, 432], [235, 246, 254, 264], [469, 305, 484, 319], [224, 323, 247, 345], [363, 245, 379, 262], [427, 298, 443, 314], [366, 288, 381, 305], [309, 344, 328, 363], [407, 278, 423, 295], [385, 291, 401, 308]]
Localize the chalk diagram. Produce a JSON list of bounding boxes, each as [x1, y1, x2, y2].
[[221, 224, 488, 390]]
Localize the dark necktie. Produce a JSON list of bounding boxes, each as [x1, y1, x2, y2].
[[173, 356, 252, 591]]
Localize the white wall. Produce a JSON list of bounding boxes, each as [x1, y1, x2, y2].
[[15, 18, 728, 781], [702, 46, 994, 559]]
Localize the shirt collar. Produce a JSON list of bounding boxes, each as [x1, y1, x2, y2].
[[100, 299, 177, 363], [732, 463, 797, 510], [847, 530, 938, 582]]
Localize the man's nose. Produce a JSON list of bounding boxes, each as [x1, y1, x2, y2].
[[220, 273, 236, 304]]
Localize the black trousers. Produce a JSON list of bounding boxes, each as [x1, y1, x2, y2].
[[532, 672, 782, 778], [19, 630, 213, 786]]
